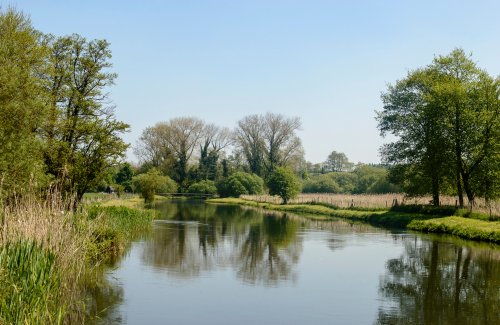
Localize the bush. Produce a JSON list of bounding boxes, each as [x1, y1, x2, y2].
[[302, 175, 341, 193], [188, 180, 217, 195], [268, 167, 301, 204], [217, 172, 264, 197], [133, 168, 177, 203]]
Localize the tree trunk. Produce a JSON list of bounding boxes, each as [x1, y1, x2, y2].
[[431, 169, 440, 206], [461, 172, 475, 206]]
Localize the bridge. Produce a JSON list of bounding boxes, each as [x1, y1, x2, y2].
[[157, 192, 217, 199]]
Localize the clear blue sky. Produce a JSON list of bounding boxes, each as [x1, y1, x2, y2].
[[5, 0, 500, 163]]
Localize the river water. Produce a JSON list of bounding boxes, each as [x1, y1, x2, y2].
[[93, 200, 500, 324]]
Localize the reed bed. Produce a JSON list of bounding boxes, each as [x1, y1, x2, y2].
[[0, 194, 88, 324], [242, 193, 500, 216], [0, 193, 156, 324]]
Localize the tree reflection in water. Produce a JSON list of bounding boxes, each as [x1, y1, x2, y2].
[[377, 236, 500, 325], [141, 202, 302, 285]]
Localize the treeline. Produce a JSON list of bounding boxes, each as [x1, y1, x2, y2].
[[378, 49, 500, 207], [110, 114, 398, 200], [121, 113, 303, 201], [303, 164, 400, 194], [0, 9, 128, 207]]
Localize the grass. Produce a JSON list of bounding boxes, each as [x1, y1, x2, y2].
[[0, 240, 64, 324], [409, 217, 500, 243], [210, 197, 500, 242], [0, 193, 157, 324], [208, 197, 436, 228]]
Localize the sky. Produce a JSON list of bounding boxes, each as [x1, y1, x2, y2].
[[4, 0, 500, 164]]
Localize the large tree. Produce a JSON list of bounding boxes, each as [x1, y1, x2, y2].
[[378, 68, 450, 205], [324, 151, 353, 172], [197, 124, 232, 181], [43, 34, 129, 203], [135, 117, 205, 190], [235, 113, 303, 178], [378, 49, 500, 206], [431, 49, 500, 206], [0, 9, 48, 197]]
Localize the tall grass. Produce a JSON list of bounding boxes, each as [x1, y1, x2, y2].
[[242, 193, 500, 216], [0, 193, 156, 324], [0, 241, 64, 324]]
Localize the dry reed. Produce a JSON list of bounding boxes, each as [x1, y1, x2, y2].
[[1, 192, 92, 323], [242, 193, 500, 216]]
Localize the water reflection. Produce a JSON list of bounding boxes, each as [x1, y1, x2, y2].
[[91, 200, 500, 324], [142, 201, 302, 286], [377, 237, 500, 325]]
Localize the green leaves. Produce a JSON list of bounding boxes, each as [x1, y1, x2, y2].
[[267, 167, 301, 204]]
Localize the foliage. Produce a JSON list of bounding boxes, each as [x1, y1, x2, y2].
[[114, 163, 135, 192], [378, 48, 500, 206], [0, 9, 49, 196], [133, 169, 177, 203], [267, 167, 301, 204], [324, 151, 354, 172], [0, 240, 64, 324], [43, 34, 129, 203], [302, 174, 341, 193], [217, 172, 265, 197], [301, 165, 398, 194], [235, 113, 303, 178], [187, 180, 218, 195]]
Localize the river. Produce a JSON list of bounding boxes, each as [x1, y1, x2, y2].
[[92, 200, 500, 324]]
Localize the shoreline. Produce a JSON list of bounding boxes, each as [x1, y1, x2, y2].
[[207, 197, 500, 244]]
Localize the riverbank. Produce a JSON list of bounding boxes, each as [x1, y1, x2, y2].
[[0, 194, 157, 324], [207, 198, 500, 243]]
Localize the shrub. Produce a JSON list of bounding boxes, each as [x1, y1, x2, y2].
[[267, 167, 301, 204], [218, 172, 264, 197], [188, 180, 217, 195], [133, 168, 177, 203]]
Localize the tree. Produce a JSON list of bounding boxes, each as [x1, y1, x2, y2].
[[135, 118, 204, 190], [261, 113, 302, 177], [0, 9, 48, 197], [378, 49, 500, 206], [134, 123, 175, 175], [115, 163, 134, 192], [235, 113, 303, 178], [235, 115, 265, 176], [431, 49, 500, 206], [324, 151, 354, 172], [43, 34, 129, 204], [197, 124, 232, 181], [267, 167, 301, 204], [133, 168, 177, 203], [377, 67, 451, 205]]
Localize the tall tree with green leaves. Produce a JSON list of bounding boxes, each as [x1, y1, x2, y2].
[[378, 68, 450, 205], [431, 49, 500, 206], [235, 113, 303, 178], [0, 9, 48, 197], [44, 34, 129, 203], [324, 151, 353, 172], [378, 49, 500, 206]]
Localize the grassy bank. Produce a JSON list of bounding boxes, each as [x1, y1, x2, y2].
[[409, 217, 500, 242], [208, 197, 500, 243], [0, 195, 156, 324]]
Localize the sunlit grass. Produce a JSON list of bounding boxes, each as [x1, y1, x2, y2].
[[409, 217, 500, 243]]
